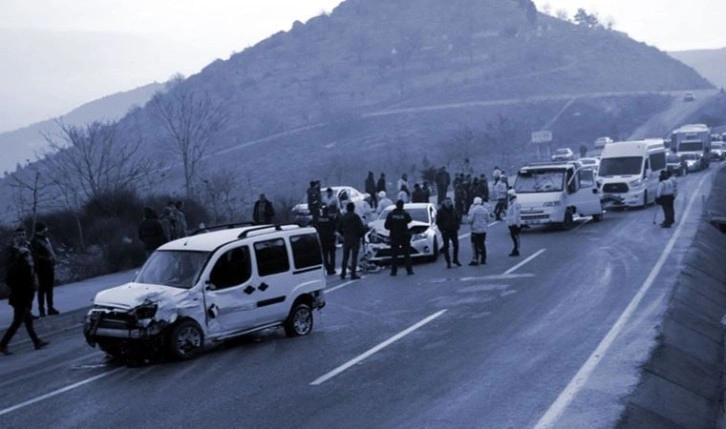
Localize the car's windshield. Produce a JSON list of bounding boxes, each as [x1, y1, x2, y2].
[[515, 170, 565, 193], [679, 142, 703, 152], [378, 207, 429, 223], [136, 250, 209, 289], [598, 157, 642, 176]]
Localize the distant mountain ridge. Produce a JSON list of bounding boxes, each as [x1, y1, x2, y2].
[[669, 48, 726, 88], [0, 82, 163, 174]]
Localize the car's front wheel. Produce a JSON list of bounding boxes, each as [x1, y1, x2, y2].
[[284, 302, 313, 337], [168, 320, 204, 360]]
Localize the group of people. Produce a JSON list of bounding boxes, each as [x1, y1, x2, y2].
[[2, 223, 56, 355], [138, 201, 189, 256]]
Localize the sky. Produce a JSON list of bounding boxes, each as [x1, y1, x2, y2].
[[1, 0, 725, 132]]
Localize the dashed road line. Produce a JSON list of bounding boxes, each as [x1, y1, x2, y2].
[[310, 310, 448, 386], [503, 249, 547, 275], [533, 171, 710, 429], [459, 273, 534, 281], [326, 280, 357, 294]]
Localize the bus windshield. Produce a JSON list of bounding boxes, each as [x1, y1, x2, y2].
[[598, 157, 642, 176]]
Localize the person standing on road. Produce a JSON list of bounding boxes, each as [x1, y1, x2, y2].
[[307, 181, 322, 224], [376, 173, 387, 195], [338, 202, 366, 280], [397, 184, 410, 204], [323, 187, 340, 220], [437, 198, 462, 269], [138, 207, 167, 258], [411, 183, 427, 203], [435, 166, 451, 205], [493, 177, 508, 221], [365, 172, 377, 209], [396, 174, 409, 197], [253, 193, 275, 225], [314, 206, 337, 276], [1, 227, 49, 355], [493, 166, 502, 184], [468, 197, 492, 266], [385, 200, 414, 276], [377, 191, 393, 214], [506, 189, 522, 257], [31, 222, 58, 317], [656, 170, 677, 228], [174, 201, 188, 238]]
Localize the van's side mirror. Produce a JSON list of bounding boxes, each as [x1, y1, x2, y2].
[[205, 281, 217, 291]]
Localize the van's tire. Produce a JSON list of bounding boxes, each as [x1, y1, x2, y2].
[[284, 302, 313, 337], [562, 210, 574, 230], [642, 191, 649, 208], [168, 320, 204, 360], [592, 212, 603, 222]]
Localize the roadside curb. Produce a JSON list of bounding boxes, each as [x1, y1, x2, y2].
[[618, 164, 726, 428]]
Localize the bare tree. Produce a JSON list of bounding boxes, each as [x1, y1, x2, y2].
[[8, 164, 54, 230], [198, 167, 245, 225], [150, 77, 228, 199]]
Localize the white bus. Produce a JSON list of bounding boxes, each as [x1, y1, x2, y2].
[[597, 139, 667, 208]]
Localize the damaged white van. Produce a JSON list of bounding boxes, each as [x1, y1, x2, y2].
[[83, 224, 326, 361]]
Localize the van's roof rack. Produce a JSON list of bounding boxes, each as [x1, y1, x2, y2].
[[190, 222, 255, 236], [237, 223, 301, 239]]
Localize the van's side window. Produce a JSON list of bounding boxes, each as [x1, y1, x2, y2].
[[254, 238, 290, 277], [209, 246, 251, 290], [579, 169, 595, 188], [643, 158, 650, 178], [290, 233, 323, 269], [650, 152, 666, 171], [566, 169, 577, 194]]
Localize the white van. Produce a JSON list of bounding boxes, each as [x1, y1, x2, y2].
[[597, 139, 666, 208], [513, 161, 603, 230], [83, 224, 327, 361]]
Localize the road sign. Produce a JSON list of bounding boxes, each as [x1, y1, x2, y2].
[[532, 130, 553, 144]]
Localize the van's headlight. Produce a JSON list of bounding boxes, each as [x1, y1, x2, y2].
[[629, 178, 644, 187], [543, 201, 561, 207], [132, 303, 158, 320]]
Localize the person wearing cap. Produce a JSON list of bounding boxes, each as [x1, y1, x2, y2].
[[506, 189, 522, 257], [437, 198, 462, 268], [385, 200, 414, 276], [31, 222, 59, 316], [377, 191, 393, 214], [1, 227, 50, 355], [467, 196, 493, 266]]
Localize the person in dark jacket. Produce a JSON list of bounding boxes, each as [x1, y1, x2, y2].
[[338, 202, 366, 280], [436, 198, 461, 268], [365, 172, 377, 209], [31, 222, 58, 317], [435, 166, 451, 205], [1, 227, 49, 355], [411, 183, 428, 203], [385, 200, 414, 276], [138, 207, 167, 257], [307, 181, 322, 223], [253, 194, 275, 224], [314, 206, 338, 275]]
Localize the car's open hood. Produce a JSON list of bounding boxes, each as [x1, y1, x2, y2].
[[94, 282, 189, 310]]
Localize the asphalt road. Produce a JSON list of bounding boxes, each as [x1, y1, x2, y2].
[[0, 166, 716, 429]]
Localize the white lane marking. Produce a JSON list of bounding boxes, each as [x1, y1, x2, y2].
[[310, 310, 448, 386], [503, 249, 547, 275], [572, 218, 592, 231], [0, 367, 124, 417], [534, 172, 710, 429], [459, 273, 535, 281], [326, 280, 357, 294], [458, 221, 500, 240]]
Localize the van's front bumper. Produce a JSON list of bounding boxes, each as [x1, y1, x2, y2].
[[83, 308, 166, 346], [602, 188, 645, 208], [520, 207, 564, 226]]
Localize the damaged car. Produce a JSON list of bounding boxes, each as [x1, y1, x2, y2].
[[364, 203, 442, 263], [83, 224, 326, 362]]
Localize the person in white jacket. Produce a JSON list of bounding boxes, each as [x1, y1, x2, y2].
[[467, 197, 492, 265], [506, 189, 522, 256], [377, 191, 393, 215]]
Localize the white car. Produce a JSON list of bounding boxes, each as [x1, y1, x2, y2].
[[83, 224, 327, 362], [365, 203, 442, 263], [292, 186, 371, 226], [578, 157, 600, 172], [551, 148, 575, 161]]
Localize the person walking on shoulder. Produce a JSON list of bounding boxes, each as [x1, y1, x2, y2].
[[437, 198, 461, 268], [467, 197, 492, 266], [1, 227, 49, 355], [385, 200, 414, 276], [31, 222, 58, 316], [506, 189, 522, 256], [338, 202, 366, 280]]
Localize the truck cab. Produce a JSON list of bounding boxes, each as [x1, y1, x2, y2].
[[513, 161, 603, 229]]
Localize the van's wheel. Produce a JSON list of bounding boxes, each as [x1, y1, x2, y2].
[[168, 320, 204, 360], [642, 191, 649, 208], [284, 302, 313, 337], [592, 212, 603, 222], [562, 210, 574, 230]]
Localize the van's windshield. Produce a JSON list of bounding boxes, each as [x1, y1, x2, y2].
[[515, 170, 565, 193], [136, 250, 210, 289], [598, 157, 642, 176]]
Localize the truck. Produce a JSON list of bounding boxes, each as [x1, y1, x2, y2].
[[597, 139, 667, 208], [513, 161, 603, 230], [669, 124, 711, 171]]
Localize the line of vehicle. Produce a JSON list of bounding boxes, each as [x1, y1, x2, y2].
[[310, 309, 448, 386], [326, 280, 357, 294], [533, 171, 710, 429], [503, 249, 547, 275], [0, 367, 124, 418]]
